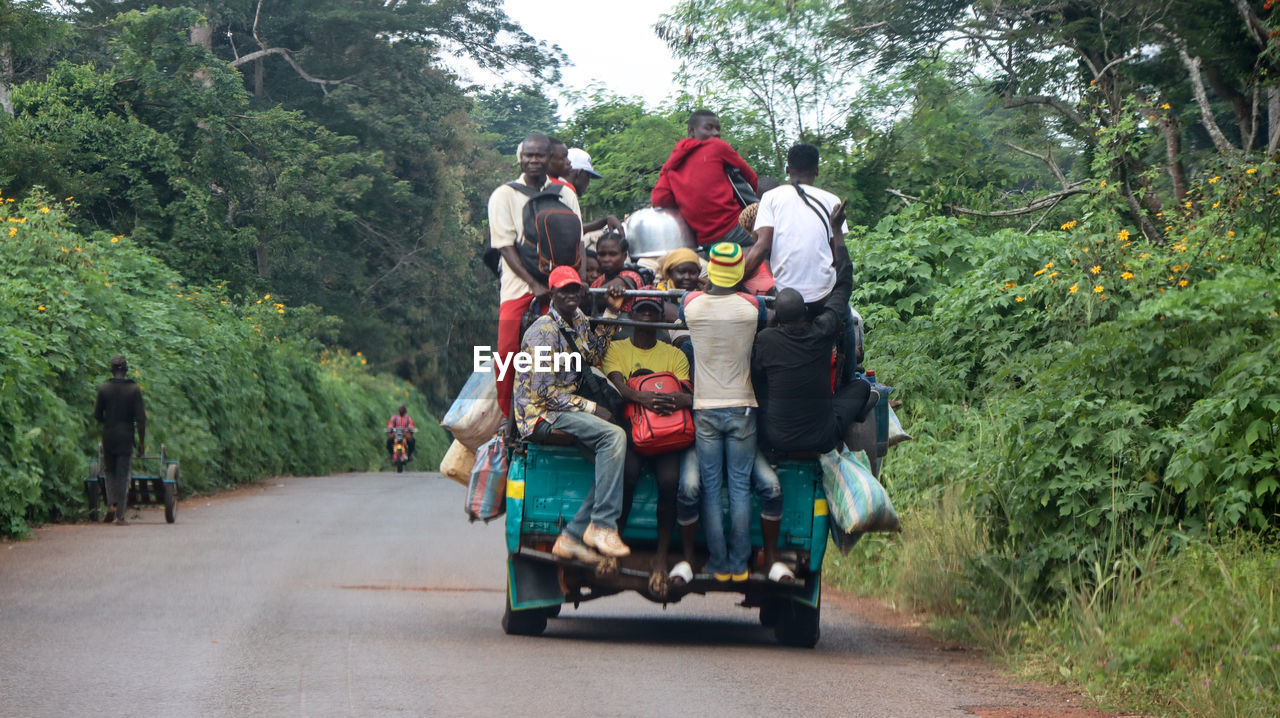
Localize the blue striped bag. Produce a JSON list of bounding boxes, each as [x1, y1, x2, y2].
[[818, 449, 900, 535], [465, 436, 507, 522]]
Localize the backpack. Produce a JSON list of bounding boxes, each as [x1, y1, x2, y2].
[[506, 181, 583, 283], [624, 372, 695, 456]]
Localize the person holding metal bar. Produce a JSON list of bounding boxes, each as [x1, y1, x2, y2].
[[601, 295, 699, 598], [679, 243, 780, 582]]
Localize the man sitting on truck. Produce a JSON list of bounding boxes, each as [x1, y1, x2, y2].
[[753, 288, 876, 456], [513, 266, 632, 561], [603, 295, 698, 597]]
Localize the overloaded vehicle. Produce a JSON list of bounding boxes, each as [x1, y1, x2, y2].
[[456, 208, 901, 647]]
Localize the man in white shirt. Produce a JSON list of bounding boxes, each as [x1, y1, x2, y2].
[[743, 143, 849, 307], [487, 133, 582, 417], [744, 143, 861, 382]]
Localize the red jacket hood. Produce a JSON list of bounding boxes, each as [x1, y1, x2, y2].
[[662, 137, 718, 172]]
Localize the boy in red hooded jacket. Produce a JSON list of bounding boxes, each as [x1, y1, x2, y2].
[[651, 110, 759, 247]]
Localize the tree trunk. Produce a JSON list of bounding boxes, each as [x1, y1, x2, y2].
[[1269, 86, 1280, 157], [1205, 65, 1252, 150], [0, 42, 13, 118], [1160, 115, 1188, 202], [189, 24, 213, 51]]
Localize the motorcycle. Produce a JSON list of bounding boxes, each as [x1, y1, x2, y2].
[[390, 426, 413, 473]]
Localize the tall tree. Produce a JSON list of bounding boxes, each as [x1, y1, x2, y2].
[[656, 0, 862, 167], [0, 0, 68, 117]]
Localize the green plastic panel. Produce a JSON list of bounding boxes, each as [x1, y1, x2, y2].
[[513, 444, 824, 552]]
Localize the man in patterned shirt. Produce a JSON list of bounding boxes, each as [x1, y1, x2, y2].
[[513, 266, 630, 561]]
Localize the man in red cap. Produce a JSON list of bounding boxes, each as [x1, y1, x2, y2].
[[513, 266, 632, 560]]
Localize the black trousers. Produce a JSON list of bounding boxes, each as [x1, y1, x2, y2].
[[103, 452, 133, 512]]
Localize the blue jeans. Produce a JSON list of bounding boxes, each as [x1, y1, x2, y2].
[[554, 410, 628, 538], [694, 407, 757, 574], [678, 448, 782, 524]]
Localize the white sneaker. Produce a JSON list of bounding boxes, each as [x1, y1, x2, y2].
[[552, 533, 602, 563], [583, 523, 631, 558]]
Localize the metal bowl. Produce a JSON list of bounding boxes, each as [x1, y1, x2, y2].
[[623, 207, 696, 258]]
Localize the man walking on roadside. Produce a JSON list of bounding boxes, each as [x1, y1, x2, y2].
[[94, 354, 146, 526]]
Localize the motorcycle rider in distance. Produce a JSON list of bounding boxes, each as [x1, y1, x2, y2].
[[386, 405, 416, 462]]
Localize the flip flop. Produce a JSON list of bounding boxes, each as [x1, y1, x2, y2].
[[648, 570, 670, 599], [768, 562, 796, 584], [668, 561, 693, 586]]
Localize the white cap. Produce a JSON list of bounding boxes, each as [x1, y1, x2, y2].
[[567, 147, 602, 178]]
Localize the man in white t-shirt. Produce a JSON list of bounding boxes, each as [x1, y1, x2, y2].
[[744, 143, 849, 306], [744, 143, 861, 383], [487, 133, 582, 417]]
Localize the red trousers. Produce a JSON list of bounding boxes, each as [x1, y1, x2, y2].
[[496, 293, 548, 416]]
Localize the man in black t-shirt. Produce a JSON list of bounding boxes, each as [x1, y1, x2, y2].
[[93, 354, 146, 525], [752, 289, 872, 453]]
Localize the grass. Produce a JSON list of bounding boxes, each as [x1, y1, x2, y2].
[[824, 494, 1280, 717]]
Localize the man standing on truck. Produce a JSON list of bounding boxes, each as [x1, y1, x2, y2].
[[680, 243, 777, 582], [603, 295, 699, 597], [93, 354, 146, 526], [514, 266, 632, 561], [488, 133, 582, 417]]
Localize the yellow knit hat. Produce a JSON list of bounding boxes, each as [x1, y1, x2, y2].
[[706, 242, 744, 288]]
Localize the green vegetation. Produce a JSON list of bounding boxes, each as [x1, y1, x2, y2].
[[822, 160, 1279, 714], [0, 196, 447, 537]]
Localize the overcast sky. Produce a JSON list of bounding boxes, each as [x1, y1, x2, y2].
[[468, 0, 683, 113]]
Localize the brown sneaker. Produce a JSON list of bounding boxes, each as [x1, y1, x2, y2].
[[552, 533, 602, 563], [583, 523, 630, 558]]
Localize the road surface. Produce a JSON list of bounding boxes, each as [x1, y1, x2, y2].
[[0, 473, 1109, 717]]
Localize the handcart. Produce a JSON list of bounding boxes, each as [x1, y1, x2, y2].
[[85, 444, 180, 523]]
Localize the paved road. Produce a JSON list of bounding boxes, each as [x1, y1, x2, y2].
[[0, 474, 1100, 717]]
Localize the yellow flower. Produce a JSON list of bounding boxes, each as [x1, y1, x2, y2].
[[1090, 265, 1101, 274], [1227, 230, 1235, 237], [1184, 201, 1192, 208], [1209, 176, 1220, 184], [1212, 202, 1220, 209], [1034, 268, 1046, 277], [1117, 229, 1130, 241], [1174, 244, 1187, 253], [110, 237, 120, 243], [1060, 220, 1078, 230], [1246, 167, 1257, 174], [1094, 285, 1104, 294], [1099, 180, 1107, 188], [1165, 225, 1172, 232], [277, 308, 285, 314], [40, 207, 50, 214], [105, 282, 111, 287], [1139, 252, 1151, 259], [65, 196, 74, 201], [1121, 272, 1134, 280], [37, 305, 46, 311], [1015, 296, 1025, 302], [1160, 103, 1171, 110], [1048, 272, 1059, 278], [263, 294, 271, 300], [1179, 279, 1189, 287], [1045, 261, 1054, 269], [7, 227, 15, 238], [1069, 283, 1079, 294]]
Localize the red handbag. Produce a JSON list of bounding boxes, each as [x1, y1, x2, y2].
[[624, 372, 695, 456]]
